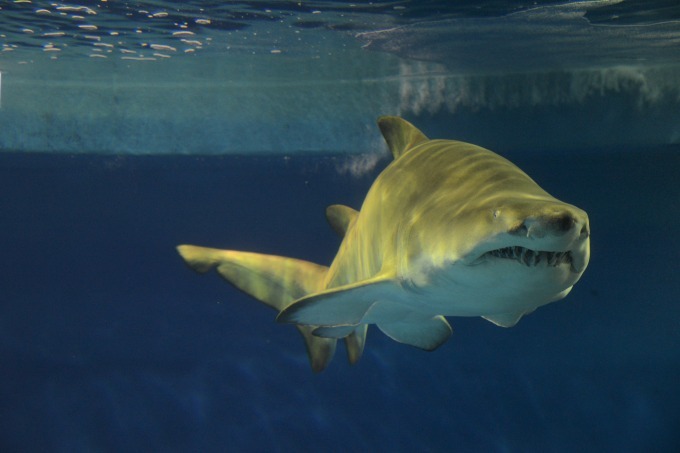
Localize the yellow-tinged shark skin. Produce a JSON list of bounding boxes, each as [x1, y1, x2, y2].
[[178, 116, 590, 372]]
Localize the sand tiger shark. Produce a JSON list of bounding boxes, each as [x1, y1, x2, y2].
[[178, 116, 590, 372]]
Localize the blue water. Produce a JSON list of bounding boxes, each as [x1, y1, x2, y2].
[[1, 1, 680, 452], [1, 149, 678, 451]]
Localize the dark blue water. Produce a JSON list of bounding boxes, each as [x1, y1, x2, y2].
[[1, 147, 678, 452], [1, 0, 679, 450]]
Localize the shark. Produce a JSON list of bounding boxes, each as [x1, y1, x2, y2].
[[177, 116, 590, 372]]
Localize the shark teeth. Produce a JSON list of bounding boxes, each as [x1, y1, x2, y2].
[[485, 246, 573, 268]]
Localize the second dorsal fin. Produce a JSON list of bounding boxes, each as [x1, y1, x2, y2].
[[326, 204, 359, 238]]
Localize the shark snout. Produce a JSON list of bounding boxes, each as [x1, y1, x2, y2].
[[510, 208, 589, 241]]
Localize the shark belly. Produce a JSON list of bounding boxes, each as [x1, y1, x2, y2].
[[391, 260, 577, 319]]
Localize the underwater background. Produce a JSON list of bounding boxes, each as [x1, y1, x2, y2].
[[1, 1, 679, 451]]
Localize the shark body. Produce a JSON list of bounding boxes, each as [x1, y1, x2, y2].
[[178, 116, 590, 371]]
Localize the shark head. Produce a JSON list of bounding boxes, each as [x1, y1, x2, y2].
[[464, 199, 590, 274], [398, 152, 591, 322], [454, 199, 590, 297]]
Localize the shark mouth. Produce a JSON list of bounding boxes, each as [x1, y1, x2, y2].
[[484, 246, 573, 268]]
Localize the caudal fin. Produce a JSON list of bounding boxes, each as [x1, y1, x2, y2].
[[177, 244, 338, 371]]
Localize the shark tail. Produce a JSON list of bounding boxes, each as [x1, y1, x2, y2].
[[177, 244, 342, 372]]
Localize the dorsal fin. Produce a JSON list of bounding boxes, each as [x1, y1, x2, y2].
[[377, 116, 429, 160], [326, 204, 359, 238]]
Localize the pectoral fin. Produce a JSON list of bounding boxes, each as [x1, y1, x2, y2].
[[277, 275, 400, 326]]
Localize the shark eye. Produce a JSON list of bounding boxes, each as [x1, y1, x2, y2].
[[493, 210, 500, 219]]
